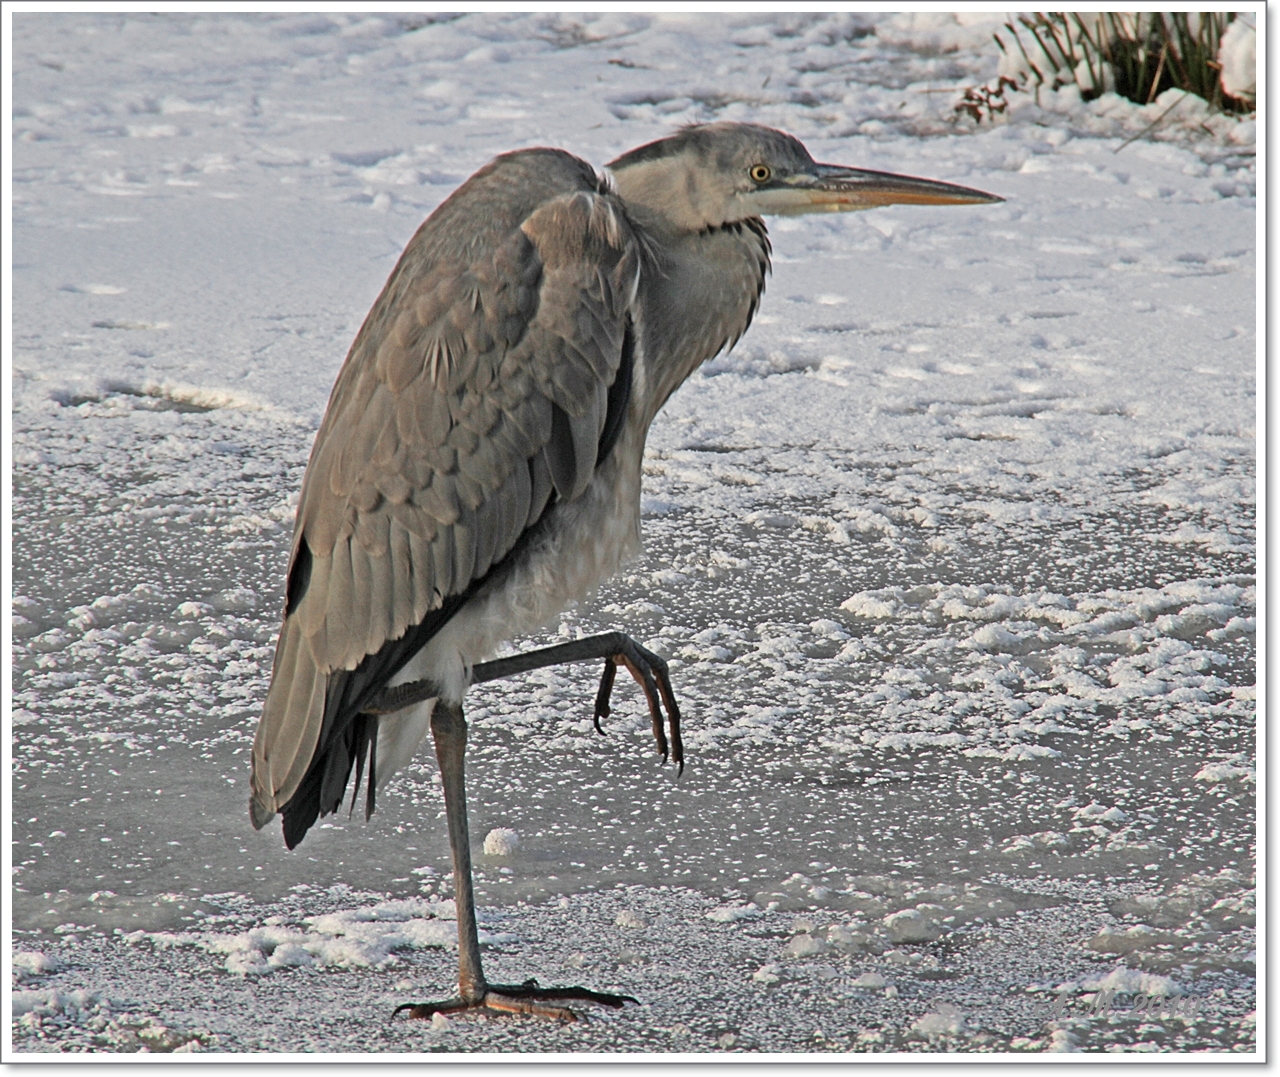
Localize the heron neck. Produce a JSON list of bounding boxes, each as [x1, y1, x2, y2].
[[610, 158, 732, 233], [631, 215, 771, 423]]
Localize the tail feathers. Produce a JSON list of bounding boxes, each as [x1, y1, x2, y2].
[[349, 721, 378, 822], [256, 563, 478, 850], [280, 710, 379, 850], [250, 614, 326, 832]]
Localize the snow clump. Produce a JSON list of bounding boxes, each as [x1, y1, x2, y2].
[[482, 827, 520, 856]]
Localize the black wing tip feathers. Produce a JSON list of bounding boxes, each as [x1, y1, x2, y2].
[[285, 538, 313, 616], [279, 710, 381, 849]]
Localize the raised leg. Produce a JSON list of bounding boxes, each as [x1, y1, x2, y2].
[[364, 632, 683, 773]]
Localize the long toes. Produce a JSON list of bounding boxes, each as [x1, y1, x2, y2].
[[646, 654, 684, 774], [489, 982, 640, 1008], [394, 998, 467, 1020], [558, 987, 638, 1008], [620, 653, 668, 761], [593, 659, 617, 734], [395, 980, 636, 1023], [626, 642, 683, 772], [483, 992, 577, 1022]]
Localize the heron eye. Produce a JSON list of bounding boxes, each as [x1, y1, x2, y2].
[[749, 164, 771, 183]]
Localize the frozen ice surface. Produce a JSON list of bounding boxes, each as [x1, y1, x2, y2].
[[7, 884, 1257, 1054], [10, 12, 1254, 1055]]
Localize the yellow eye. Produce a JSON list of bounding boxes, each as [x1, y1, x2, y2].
[[749, 164, 771, 183]]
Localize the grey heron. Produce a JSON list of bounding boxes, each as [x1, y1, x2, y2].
[[249, 122, 1001, 1021]]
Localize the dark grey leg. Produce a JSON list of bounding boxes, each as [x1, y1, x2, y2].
[[364, 632, 683, 772], [385, 639, 660, 1023], [390, 696, 641, 1023], [429, 700, 485, 1004]]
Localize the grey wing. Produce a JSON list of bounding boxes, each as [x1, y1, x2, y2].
[[250, 179, 643, 842]]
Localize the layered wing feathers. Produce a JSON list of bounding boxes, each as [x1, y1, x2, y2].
[[251, 150, 643, 835]]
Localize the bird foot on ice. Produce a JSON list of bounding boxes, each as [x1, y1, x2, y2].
[[394, 978, 638, 1023]]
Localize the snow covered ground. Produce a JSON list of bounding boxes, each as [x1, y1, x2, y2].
[[8, 11, 1257, 1056]]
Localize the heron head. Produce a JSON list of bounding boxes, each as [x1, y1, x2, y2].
[[608, 122, 1002, 233]]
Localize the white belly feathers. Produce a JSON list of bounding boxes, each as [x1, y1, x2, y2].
[[373, 430, 644, 789]]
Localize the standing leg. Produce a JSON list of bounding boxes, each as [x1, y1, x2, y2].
[[430, 699, 486, 1004], [393, 697, 641, 1022]]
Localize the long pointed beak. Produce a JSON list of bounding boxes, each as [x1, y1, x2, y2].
[[754, 164, 1003, 216]]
